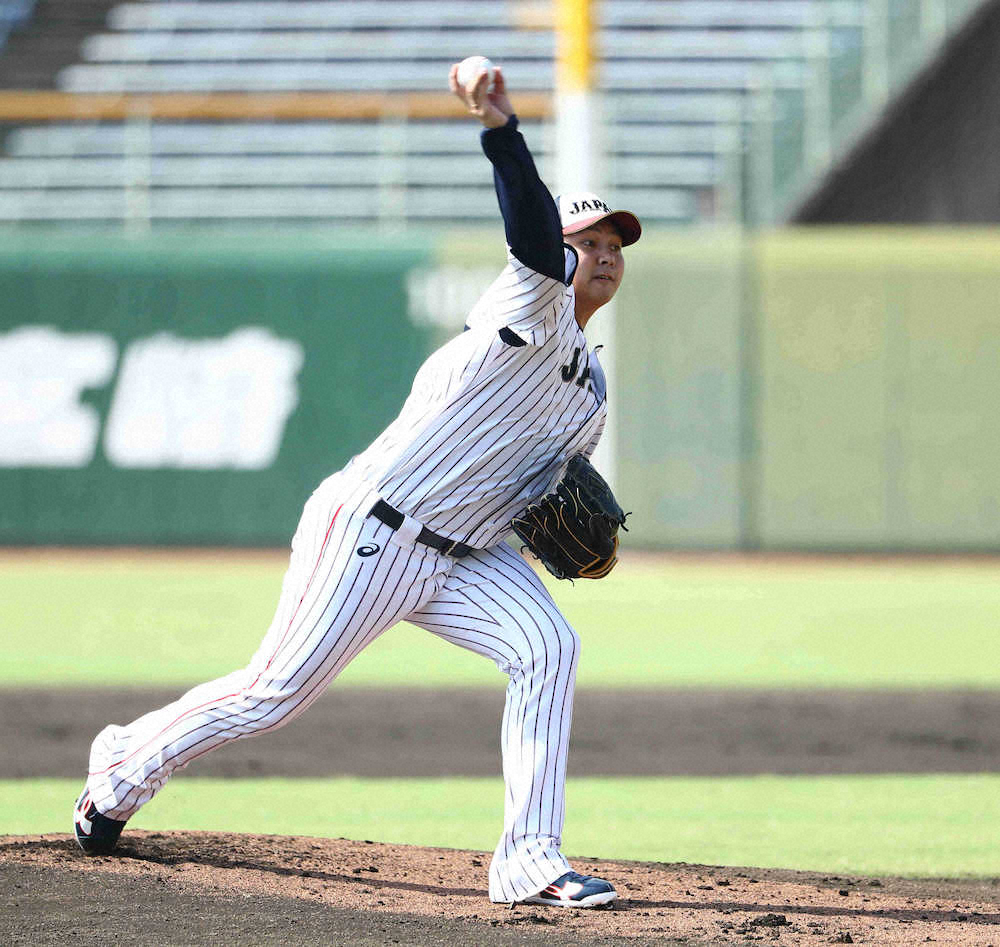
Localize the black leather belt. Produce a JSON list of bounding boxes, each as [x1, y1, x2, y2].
[[368, 499, 474, 558]]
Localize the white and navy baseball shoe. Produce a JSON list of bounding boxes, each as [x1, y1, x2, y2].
[[73, 788, 127, 856], [521, 870, 618, 908]]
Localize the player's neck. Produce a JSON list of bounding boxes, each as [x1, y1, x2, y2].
[[574, 301, 599, 331]]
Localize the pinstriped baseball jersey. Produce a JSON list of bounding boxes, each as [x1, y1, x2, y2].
[[344, 246, 607, 550]]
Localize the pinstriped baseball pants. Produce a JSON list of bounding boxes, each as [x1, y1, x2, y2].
[[85, 471, 579, 903]]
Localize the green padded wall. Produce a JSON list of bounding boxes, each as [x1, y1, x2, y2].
[[755, 229, 1000, 549], [0, 232, 434, 544], [615, 231, 747, 548], [3, 227, 999, 551]]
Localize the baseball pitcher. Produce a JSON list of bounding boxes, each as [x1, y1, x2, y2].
[[73, 62, 641, 909]]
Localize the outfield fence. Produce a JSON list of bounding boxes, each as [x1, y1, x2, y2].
[[1, 227, 998, 550]]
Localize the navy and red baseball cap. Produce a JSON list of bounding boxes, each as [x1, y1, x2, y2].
[[558, 191, 642, 246]]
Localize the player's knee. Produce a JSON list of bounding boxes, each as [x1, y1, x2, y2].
[[511, 620, 579, 678]]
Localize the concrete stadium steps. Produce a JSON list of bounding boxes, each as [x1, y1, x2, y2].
[[0, 0, 845, 226], [0, 0, 120, 89], [78, 29, 816, 64], [0, 152, 719, 188], [0, 184, 696, 222], [104, 0, 864, 32], [1, 0, 978, 227], [2, 119, 726, 158], [0, 106, 729, 224], [2, 120, 542, 157], [0, 0, 37, 48], [57, 58, 810, 94]]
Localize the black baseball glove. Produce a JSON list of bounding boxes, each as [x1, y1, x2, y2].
[[512, 455, 628, 580]]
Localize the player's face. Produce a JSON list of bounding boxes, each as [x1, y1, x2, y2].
[[565, 221, 625, 312]]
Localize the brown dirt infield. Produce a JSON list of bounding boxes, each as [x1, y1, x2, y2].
[[4, 833, 1000, 945], [5, 685, 1000, 943]]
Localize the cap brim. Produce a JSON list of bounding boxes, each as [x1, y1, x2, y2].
[[562, 210, 642, 247]]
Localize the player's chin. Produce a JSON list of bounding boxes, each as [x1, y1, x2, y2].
[[590, 277, 619, 302]]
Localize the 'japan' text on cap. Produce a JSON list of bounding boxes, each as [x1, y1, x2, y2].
[[557, 192, 642, 246]]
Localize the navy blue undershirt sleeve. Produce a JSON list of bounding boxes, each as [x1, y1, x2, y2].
[[481, 115, 567, 284]]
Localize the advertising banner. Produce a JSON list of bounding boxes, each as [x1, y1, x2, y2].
[[0, 233, 434, 544]]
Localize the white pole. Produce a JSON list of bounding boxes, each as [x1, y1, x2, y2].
[[554, 93, 598, 197], [554, 0, 618, 485], [554, 0, 599, 195]]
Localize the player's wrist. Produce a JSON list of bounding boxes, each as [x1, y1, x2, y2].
[[481, 114, 519, 138], [480, 110, 508, 129]]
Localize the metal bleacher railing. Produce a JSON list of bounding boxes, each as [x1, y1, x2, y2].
[[0, 0, 988, 229]]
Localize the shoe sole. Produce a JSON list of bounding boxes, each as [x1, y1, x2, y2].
[[521, 890, 618, 908], [73, 790, 123, 856]]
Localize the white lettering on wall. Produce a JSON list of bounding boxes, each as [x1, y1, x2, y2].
[[104, 328, 304, 469], [406, 266, 498, 330], [0, 326, 118, 467]]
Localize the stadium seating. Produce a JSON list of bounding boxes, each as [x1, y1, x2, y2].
[[0, 0, 985, 227], [0, 0, 33, 53]]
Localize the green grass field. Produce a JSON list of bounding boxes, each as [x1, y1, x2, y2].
[[5, 551, 1000, 689], [5, 551, 1000, 878], [7, 775, 1000, 878]]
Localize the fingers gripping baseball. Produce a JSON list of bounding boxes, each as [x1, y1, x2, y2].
[[449, 61, 513, 129]]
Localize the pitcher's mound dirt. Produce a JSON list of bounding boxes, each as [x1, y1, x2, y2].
[[3, 833, 999, 946]]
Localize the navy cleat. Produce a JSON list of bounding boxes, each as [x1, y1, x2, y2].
[[522, 870, 618, 908], [73, 788, 126, 856]]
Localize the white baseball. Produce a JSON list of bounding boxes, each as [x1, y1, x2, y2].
[[456, 56, 495, 91]]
